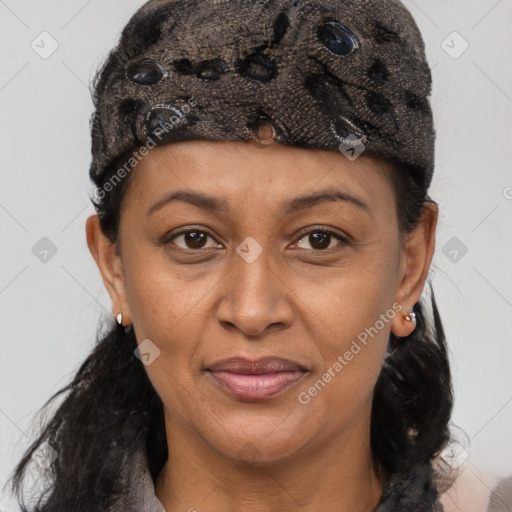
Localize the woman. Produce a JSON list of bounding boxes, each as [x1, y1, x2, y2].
[[7, 0, 512, 511]]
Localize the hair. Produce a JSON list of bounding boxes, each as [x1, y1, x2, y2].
[[4, 145, 456, 510]]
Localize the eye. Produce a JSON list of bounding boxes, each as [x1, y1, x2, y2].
[[292, 228, 349, 252], [166, 229, 221, 250], [163, 226, 349, 253]]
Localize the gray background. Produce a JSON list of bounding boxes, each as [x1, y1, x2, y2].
[[1, 0, 511, 508]]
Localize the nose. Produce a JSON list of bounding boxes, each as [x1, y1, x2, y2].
[[215, 244, 294, 338]]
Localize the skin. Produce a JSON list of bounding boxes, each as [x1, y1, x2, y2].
[[86, 139, 437, 512]]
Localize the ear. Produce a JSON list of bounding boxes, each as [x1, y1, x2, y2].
[[390, 202, 438, 337], [85, 215, 132, 327]]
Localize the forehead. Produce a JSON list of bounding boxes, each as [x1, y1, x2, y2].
[[123, 139, 395, 214]]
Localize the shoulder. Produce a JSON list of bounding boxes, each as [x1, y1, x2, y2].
[[436, 459, 512, 512]]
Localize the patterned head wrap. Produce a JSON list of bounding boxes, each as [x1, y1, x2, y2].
[[89, 0, 435, 194]]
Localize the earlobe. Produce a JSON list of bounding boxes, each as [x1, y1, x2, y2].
[[85, 215, 132, 326], [390, 203, 438, 337], [391, 304, 418, 338]]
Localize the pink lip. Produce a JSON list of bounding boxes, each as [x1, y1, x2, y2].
[[207, 370, 307, 400], [205, 357, 309, 400], [207, 357, 308, 400]]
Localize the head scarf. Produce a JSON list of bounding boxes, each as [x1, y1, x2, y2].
[[89, 0, 435, 196]]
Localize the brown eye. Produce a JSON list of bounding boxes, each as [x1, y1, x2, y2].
[[167, 230, 220, 250], [295, 229, 348, 251]]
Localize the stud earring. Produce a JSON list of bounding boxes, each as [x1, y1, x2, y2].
[[116, 312, 123, 326], [405, 309, 416, 323]]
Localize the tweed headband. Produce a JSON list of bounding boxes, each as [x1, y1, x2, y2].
[[89, 0, 435, 194]]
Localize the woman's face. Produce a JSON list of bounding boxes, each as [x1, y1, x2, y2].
[[88, 139, 435, 466]]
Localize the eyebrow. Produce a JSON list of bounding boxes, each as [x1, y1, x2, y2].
[[146, 187, 372, 218]]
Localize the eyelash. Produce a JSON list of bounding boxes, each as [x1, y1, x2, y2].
[[163, 225, 350, 253]]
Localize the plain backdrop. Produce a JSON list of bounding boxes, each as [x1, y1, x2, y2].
[[1, 0, 511, 508]]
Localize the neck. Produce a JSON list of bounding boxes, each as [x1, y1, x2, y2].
[[155, 405, 385, 512]]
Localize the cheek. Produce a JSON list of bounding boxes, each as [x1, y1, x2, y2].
[[300, 239, 399, 347], [123, 238, 212, 335], [295, 242, 399, 411], [122, 254, 217, 419], [121, 245, 214, 378]]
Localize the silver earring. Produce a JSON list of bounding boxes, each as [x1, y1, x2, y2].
[[116, 312, 123, 326], [405, 310, 416, 322]]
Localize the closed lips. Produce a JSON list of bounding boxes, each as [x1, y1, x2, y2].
[[205, 357, 309, 400]]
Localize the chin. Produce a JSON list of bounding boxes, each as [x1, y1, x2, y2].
[[203, 423, 312, 468]]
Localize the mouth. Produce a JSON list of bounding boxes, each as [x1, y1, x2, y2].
[[205, 356, 310, 401]]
